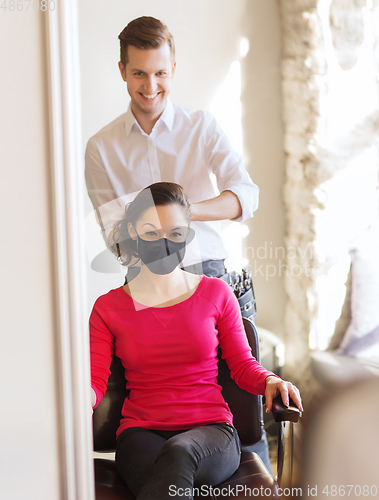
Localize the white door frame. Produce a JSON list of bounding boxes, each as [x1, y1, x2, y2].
[[45, 2, 95, 499]]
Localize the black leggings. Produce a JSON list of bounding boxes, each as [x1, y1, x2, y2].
[[115, 423, 241, 500]]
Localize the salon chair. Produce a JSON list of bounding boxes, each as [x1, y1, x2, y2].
[[93, 318, 299, 499]]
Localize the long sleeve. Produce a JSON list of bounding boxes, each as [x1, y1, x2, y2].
[[202, 113, 259, 222], [85, 137, 127, 239], [215, 280, 276, 395], [89, 297, 115, 408]]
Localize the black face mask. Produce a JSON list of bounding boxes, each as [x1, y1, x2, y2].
[[137, 235, 187, 275]]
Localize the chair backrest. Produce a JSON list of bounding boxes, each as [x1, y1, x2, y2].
[[218, 318, 263, 445], [93, 317, 263, 451]]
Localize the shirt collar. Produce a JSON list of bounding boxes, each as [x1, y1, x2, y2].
[[124, 105, 137, 137], [159, 98, 174, 132], [124, 98, 175, 137]]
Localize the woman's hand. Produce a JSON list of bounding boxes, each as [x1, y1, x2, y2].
[[264, 376, 303, 416], [91, 387, 97, 416]]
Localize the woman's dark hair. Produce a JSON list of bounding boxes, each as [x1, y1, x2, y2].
[[110, 182, 191, 266]]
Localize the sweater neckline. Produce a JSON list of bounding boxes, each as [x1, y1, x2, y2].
[[119, 274, 206, 310]]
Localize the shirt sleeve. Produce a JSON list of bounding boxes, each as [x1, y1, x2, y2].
[[215, 280, 278, 394], [202, 113, 259, 222], [89, 297, 115, 409], [85, 137, 127, 240]]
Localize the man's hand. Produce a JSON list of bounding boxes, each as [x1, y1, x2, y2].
[[264, 376, 303, 416]]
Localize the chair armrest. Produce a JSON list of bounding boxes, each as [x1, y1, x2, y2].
[[263, 395, 300, 423], [272, 395, 300, 423], [270, 395, 299, 488]]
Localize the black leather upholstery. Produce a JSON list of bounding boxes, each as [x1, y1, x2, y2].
[[93, 318, 278, 499], [93, 355, 129, 453], [217, 319, 263, 445]]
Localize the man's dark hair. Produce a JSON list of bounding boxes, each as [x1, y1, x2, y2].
[[118, 16, 175, 68]]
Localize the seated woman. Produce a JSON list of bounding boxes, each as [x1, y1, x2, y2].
[[90, 182, 303, 500]]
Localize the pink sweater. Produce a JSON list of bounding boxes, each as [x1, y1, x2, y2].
[[90, 276, 275, 438]]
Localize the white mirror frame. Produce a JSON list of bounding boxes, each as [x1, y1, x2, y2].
[[46, 2, 95, 499]]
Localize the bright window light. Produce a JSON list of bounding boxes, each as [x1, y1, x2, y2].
[[239, 37, 250, 59], [309, 3, 379, 349]]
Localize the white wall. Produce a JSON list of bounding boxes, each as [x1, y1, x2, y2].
[[0, 11, 61, 500], [240, 1, 286, 335], [78, 0, 286, 336]]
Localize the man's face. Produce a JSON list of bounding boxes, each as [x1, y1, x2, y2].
[[119, 42, 176, 121]]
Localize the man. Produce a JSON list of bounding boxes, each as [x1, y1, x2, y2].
[[85, 16, 270, 469], [85, 16, 259, 279]]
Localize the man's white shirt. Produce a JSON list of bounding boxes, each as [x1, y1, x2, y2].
[[85, 99, 259, 267]]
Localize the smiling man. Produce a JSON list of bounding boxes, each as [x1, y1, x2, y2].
[[118, 40, 173, 135], [85, 16, 259, 279]]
